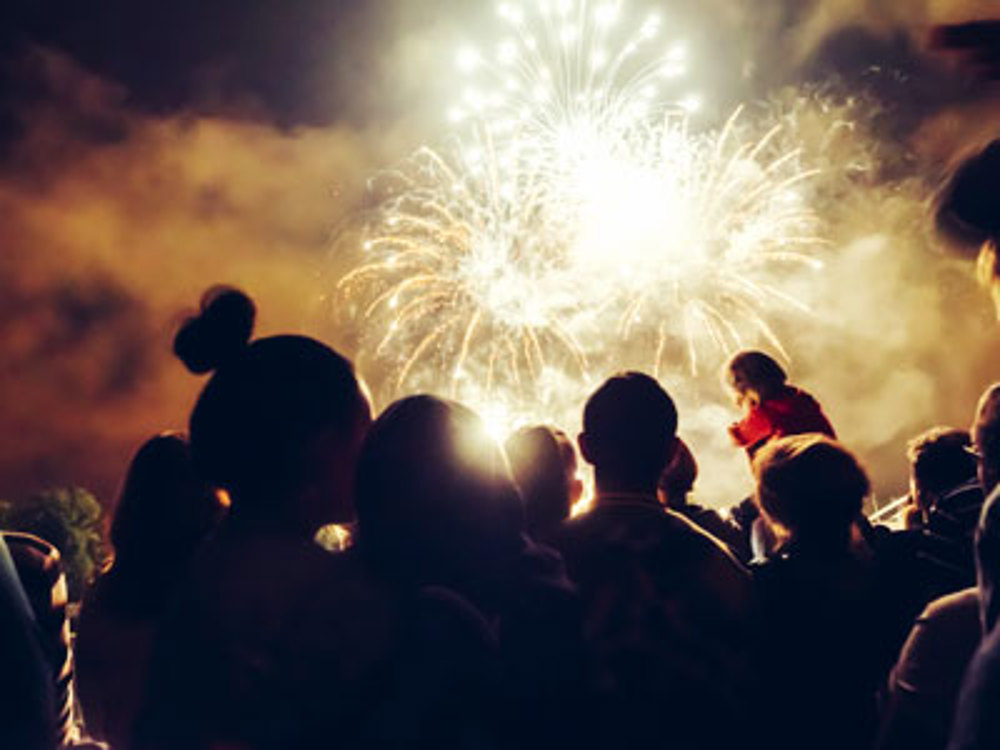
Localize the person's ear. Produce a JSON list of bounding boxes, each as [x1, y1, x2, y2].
[[664, 436, 679, 466], [578, 432, 595, 465], [570, 477, 584, 505]]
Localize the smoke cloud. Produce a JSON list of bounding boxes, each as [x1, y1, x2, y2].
[[2, 0, 1000, 508], [0, 48, 400, 502]]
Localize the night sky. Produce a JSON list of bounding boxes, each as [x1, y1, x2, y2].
[[1, 0, 999, 506]]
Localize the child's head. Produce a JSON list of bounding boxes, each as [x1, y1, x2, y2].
[[725, 350, 787, 407]]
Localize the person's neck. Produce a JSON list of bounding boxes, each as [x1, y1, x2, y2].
[[594, 476, 659, 503], [227, 506, 315, 541]]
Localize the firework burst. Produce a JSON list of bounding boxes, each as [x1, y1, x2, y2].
[[337, 0, 828, 435], [338, 132, 589, 401]]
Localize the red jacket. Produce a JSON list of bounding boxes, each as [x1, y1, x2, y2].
[[730, 387, 836, 456]]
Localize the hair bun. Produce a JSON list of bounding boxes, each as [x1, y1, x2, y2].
[[174, 286, 256, 374]]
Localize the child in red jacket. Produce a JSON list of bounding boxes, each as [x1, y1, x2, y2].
[[725, 350, 836, 458]]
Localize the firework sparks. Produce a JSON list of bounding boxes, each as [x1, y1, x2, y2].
[[337, 0, 827, 436], [339, 133, 590, 403], [566, 108, 825, 375]]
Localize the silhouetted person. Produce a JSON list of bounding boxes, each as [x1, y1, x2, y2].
[[935, 138, 1000, 314], [76, 433, 224, 748], [948, 494, 1000, 750], [0, 533, 57, 750], [354, 396, 584, 748], [947, 385, 1000, 750], [135, 287, 391, 750], [505, 425, 582, 542], [657, 438, 750, 560], [725, 350, 835, 458], [751, 435, 914, 750], [877, 391, 1000, 750], [553, 372, 758, 750], [906, 427, 984, 584]]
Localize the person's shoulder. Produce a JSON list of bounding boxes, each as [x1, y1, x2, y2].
[[951, 623, 1000, 750], [923, 587, 980, 620], [663, 509, 746, 563]]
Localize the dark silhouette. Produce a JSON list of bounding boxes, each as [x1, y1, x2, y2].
[[903, 427, 984, 584], [751, 435, 915, 750], [135, 287, 386, 749], [174, 287, 371, 533], [872, 400, 1000, 750], [657, 438, 750, 560], [0, 534, 57, 750], [948, 490, 1000, 750], [553, 372, 758, 750], [354, 395, 585, 748], [76, 433, 224, 749], [934, 138, 1000, 312], [948, 384, 1000, 750], [3, 531, 76, 746], [505, 425, 582, 541], [725, 350, 836, 458], [356, 396, 524, 611], [879, 584, 980, 750]]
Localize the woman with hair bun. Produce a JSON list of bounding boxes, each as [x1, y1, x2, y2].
[[135, 286, 398, 749], [172, 285, 372, 531]]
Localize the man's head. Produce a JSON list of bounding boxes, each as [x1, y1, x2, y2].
[[579, 372, 678, 494], [907, 427, 978, 519], [972, 384, 1000, 495]]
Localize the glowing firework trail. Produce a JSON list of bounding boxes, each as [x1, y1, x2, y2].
[[339, 133, 589, 398], [338, 0, 829, 436], [449, 0, 698, 134], [566, 108, 826, 375]]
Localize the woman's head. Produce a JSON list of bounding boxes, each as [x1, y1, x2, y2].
[[175, 287, 371, 531], [505, 425, 582, 536], [725, 350, 787, 406], [754, 434, 869, 552], [111, 433, 223, 577], [354, 396, 523, 601]]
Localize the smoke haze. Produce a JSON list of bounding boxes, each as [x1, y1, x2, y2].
[[1, 0, 999, 507]]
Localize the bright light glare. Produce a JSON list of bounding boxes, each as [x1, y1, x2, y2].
[[338, 0, 826, 441]]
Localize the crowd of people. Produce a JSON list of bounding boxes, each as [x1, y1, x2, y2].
[[3, 284, 1000, 750]]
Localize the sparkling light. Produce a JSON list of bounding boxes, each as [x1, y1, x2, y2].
[[338, 0, 826, 437]]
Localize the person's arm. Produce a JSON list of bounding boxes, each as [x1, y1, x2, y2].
[[729, 407, 773, 448]]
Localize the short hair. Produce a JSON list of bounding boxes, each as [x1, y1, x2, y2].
[[907, 427, 978, 498], [658, 438, 698, 507], [355, 396, 523, 600], [506, 425, 575, 533], [973, 384, 1000, 475], [583, 372, 678, 485], [726, 350, 787, 399], [754, 434, 869, 546]]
